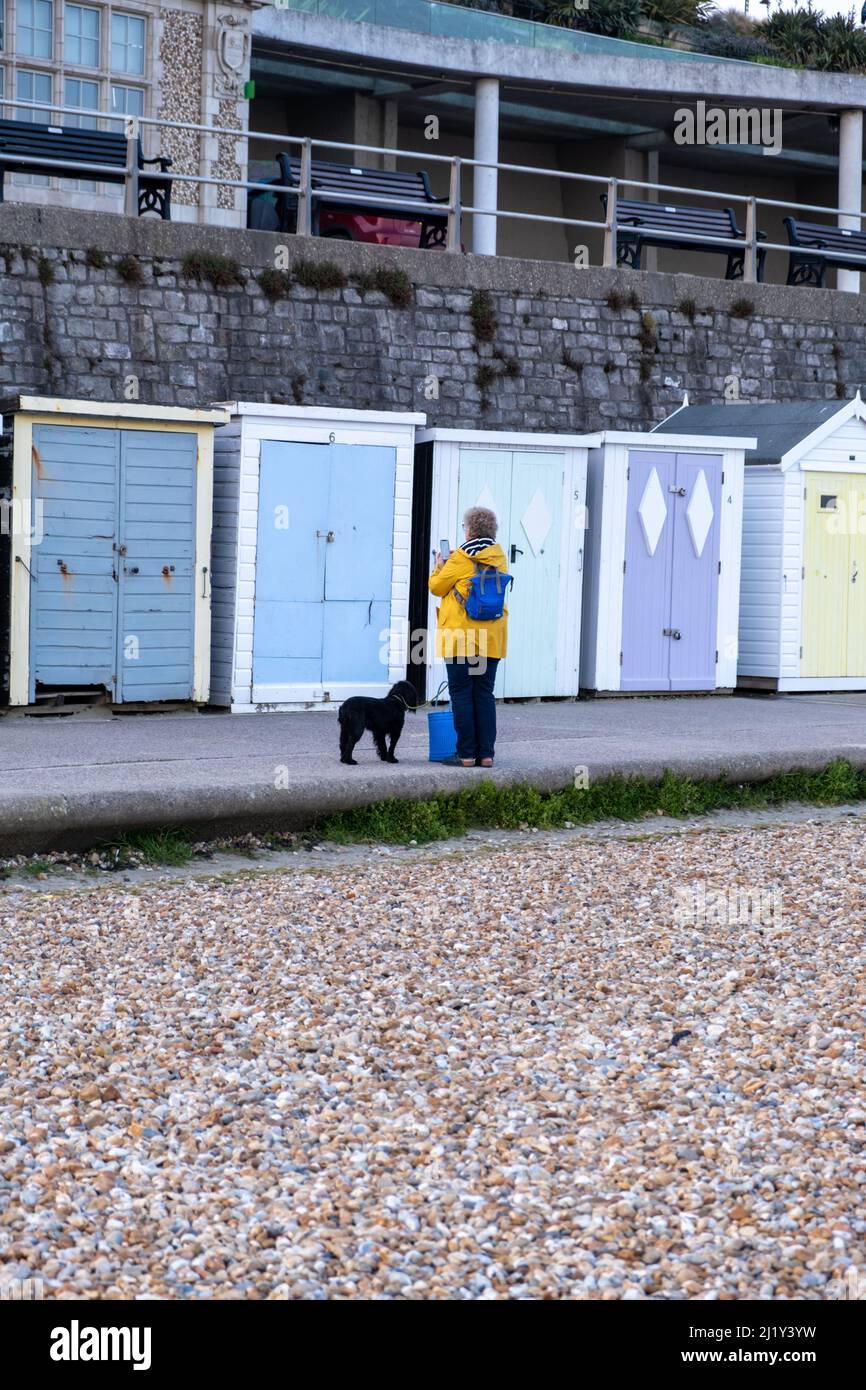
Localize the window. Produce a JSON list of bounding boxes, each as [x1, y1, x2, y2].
[[16, 67, 52, 120], [16, 69, 52, 185], [65, 4, 100, 66], [18, 0, 54, 59], [110, 82, 143, 118], [64, 74, 99, 190], [64, 75, 98, 122], [110, 12, 144, 75], [820, 495, 839, 512]]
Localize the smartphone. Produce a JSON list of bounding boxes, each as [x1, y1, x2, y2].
[[439, 538, 451, 559]]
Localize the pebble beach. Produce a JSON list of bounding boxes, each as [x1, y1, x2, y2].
[[1, 815, 864, 1301]]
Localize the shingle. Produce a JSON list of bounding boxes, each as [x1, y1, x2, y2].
[[652, 401, 851, 465]]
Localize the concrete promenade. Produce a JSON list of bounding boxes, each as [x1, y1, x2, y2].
[[1, 693, 866, 852]]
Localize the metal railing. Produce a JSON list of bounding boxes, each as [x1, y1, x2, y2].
[[2, 95, 865, 283]]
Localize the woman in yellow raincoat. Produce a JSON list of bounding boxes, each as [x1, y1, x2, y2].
[[428, 506, 508, 768]]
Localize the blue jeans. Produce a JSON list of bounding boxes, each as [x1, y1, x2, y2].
[[445, 658, 500, 762]]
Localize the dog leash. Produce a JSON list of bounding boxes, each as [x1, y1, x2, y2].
[[394, 679, 449, 713]]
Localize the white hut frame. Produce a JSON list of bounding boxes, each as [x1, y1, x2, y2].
[[581, 430, 755, 694], [211, 404, 425, 712], [418, 428, 600, 701]]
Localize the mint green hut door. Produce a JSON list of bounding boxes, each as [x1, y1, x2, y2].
[[455, 447, 562, 697]]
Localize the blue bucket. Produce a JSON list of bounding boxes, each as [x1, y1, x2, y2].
[[428, 708, 457, 762]]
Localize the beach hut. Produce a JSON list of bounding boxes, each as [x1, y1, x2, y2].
[[657, 395, 866, 691], [0, 395, 228, 710], [211, 404, 425, 711], [409, 428, 600, 701], [580, 427, 755, 694]]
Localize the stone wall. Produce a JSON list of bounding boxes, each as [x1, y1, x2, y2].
[[0, 205, 862, 427]]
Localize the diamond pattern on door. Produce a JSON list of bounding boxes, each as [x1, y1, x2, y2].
[[685, 468, 714, 558], [475, 485, 498, 513], [520, 487, 552, 557], [637, 467, 667, 556]]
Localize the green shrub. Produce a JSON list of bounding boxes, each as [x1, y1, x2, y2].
[[257, 268, 293, 302], [85, 246, 107, 269], [469, 289, 497, 343], [294, 258, 348, 291], [117, 255, 144, 285], [355, 265, 413, 309], [181, 250, 245, 290]]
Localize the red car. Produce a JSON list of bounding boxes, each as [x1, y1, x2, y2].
[[247, 173, 450, 249]]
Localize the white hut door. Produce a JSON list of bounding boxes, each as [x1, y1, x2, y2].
[[505, 452, 562, 697]]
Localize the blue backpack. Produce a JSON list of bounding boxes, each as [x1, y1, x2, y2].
[[459, 560, 513, 621]]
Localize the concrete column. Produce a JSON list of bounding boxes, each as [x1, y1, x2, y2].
[[382, 99, 398, 172], [838, 109, 863, 293], [354, 94, 383, 167], [473, 76, 499, 256]]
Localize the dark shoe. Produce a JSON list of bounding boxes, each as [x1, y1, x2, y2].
[[440, 755, 477, 767]]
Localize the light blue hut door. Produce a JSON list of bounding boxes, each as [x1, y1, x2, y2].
[[29, 424, 120, 702], [322, 444, 395, 690], [253, 439, 396, 697], [29, 425, 198, 704], [116, 430, 198, 703]]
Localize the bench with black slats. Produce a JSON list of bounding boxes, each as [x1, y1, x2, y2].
[[273, 154, 449, 245], [601, 195, 767, 281], [784, 217, 866, 287], [0, 119, 172, 219]]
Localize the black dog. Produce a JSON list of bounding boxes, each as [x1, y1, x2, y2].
[[338, 680, 417, 765]]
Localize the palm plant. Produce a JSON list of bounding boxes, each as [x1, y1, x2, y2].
[[540, 0, 641, 36], [758, 8, 822, 65], [811, 14, 866, 73]]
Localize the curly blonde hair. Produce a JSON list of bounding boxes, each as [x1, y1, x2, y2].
[[463, 506, 497, 540]]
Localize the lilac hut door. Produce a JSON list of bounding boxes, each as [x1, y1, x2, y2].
[[621, 451, 676, 691], [668, 453, 722, 691]]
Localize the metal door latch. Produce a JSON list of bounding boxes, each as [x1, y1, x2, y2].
[[510, 544, 524, 563], [663, 628, 682, 639], [316, 530, 335, 542], [667, 486, 687, 496]]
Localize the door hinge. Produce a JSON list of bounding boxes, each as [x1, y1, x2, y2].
[[619, 650, 623, 665], [623, 559, 627, 574], [626, 466, 630, 480], [718, 560, 721, 574], [715, 649, 718, 663], [801, 566, 805, 580], [721, 471, 725, 484], [804, 486, 807, 499], [799, 645, 803, 658]]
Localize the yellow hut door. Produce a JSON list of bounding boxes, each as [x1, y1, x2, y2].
[[847, 477, 866, 676], [802, 472, 866, 678]]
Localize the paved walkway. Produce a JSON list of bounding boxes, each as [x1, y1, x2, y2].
[[1, 693, 866, 851]]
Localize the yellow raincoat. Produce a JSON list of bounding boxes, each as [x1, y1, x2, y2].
[[428, 542, 509, 661]]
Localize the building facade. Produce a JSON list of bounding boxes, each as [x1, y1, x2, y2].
[[0, 0, 258, 224]]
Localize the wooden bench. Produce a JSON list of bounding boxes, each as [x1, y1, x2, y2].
[[273, 154, 449, 246], [602, 195, 766, 281], [784, 217, 866, 287], [0, 119, 172, 219]]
